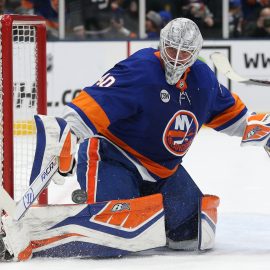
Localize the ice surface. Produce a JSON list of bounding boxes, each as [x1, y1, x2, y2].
[[2, 128, 270, 269]]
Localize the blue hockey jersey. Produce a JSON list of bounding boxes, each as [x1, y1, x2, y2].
[[67, 48, 247, 179]]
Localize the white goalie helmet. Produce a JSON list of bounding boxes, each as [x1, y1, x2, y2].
[[160, 18, 203, 85]]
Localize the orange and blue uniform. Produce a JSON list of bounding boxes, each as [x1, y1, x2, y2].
[[17, 48, 245, 259], [68, 48, 247, 180], [64, 47, 247, 244]]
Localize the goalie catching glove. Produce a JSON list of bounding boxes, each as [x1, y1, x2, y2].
[[30, 115, 78, 185], [241, 113, 270, 156]]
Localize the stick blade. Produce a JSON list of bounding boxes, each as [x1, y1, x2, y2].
[[210, 52, 248, 82], [211, 52, 270, 86]]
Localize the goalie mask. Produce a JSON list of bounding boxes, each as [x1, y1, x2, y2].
[[160, 18, 203, 85]]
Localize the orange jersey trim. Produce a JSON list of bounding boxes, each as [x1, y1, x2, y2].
[[72, 91, 111, 131], [205, 93, 246, 129], [72, 91, 179, 178], [101, 129, 179, 178], [154, 51, 161, 60]]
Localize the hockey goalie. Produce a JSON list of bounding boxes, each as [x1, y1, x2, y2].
[[1, 17, 270, 261]]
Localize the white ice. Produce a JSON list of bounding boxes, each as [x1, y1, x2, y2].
[[3, 128, 270, 270]]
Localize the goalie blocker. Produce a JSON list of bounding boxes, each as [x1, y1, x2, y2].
[[241, 113, 270, 157], [0, 193, 219, 261], [30, 115, 78, 187]]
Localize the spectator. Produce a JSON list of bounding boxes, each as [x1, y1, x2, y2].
[[159, 10, 173, 27], [5, 0, 20, 9], [26, 0, 59, 40], [67, 0, 125, 40], [121, 0, 139, 36], [0, 0, 13, 14], [241, 0, 270, 35], [45, 0, 59, 39], [112, 9, 162, 39], [182, 0, 214, 29], [109, 7, 163, 39], [146, 0, 169, 13], [180, 0, 218, 37], [241, 0, 270, 22], [14, 0, 34, 15], [145, 10, 162, 38], [229, 0, 243, 37], [108, 0, 137, 38], [245, 7, 270, 37]]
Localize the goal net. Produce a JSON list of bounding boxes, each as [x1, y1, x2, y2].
[[0, 15, 47, 203]]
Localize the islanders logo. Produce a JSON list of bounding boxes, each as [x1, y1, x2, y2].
[[163, 110, 199, 156]]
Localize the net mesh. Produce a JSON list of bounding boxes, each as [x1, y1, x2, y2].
[[0, 23, 39, 202], [13, 24, 38, 201]]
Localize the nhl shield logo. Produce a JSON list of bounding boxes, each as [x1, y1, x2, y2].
[[163, 110, 198, 156], [179, 81, 184, 88]]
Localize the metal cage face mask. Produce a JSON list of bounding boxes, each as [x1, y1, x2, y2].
[[160, 18, 203, 85]]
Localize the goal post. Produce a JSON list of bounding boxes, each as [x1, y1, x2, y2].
[[0, 15, 47, 204]]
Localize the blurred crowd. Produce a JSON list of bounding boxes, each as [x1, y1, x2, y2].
[[230, 0, 270, 38], [1, 0, 270, 40]]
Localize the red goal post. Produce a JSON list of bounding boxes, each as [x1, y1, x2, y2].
[[0, 15, 47, 204]]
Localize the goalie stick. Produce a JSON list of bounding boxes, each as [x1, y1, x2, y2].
[[210, 52, 270, 86], [0, 156, 58, 221]]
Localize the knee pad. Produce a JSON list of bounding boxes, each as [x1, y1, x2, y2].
[[167, 194, 220, 251]]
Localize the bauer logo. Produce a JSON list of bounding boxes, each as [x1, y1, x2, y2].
[[23, 189, 35, 208], [247, 126, 260, 139], [160, 89, 170, 103], [41, 158, 58, 181], [163, 110, 198, 156], [111, 203, 130, 212]]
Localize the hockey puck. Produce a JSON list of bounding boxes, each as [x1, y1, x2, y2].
[[72, 189, 87, 204]]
